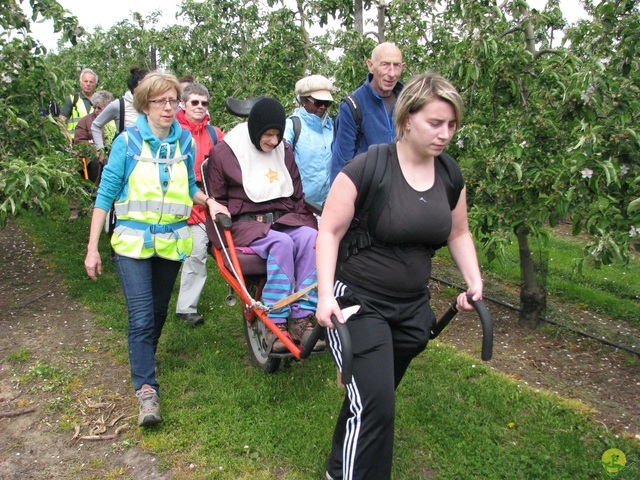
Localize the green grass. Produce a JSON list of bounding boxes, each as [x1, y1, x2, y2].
[[12, 196, 640, 479]]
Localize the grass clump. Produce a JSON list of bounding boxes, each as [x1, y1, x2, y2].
[[4, 347, 31, 363]]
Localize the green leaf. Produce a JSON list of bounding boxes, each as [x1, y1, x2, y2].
[[628, 198, 640, 214]]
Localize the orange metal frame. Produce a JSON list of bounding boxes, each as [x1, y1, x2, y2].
[[211, 227, 304, 359]]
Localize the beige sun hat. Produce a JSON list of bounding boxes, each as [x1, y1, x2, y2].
[[295, 74, 334, 101]]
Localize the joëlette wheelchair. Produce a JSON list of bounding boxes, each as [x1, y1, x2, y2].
[[200, 97, 494, 380], [201, 96, 353, 378]]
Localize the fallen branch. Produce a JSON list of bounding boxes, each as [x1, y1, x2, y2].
[[108, 413, 125, 427], [114, 424, 129, 435], [0, 407, 36, 418], [79, 434, 118, 441], [84, 400, 113, 409]]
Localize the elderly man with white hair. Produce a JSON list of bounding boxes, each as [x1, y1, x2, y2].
[[59, 68, 98, 140]]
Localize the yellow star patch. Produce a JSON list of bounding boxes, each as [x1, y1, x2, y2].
[[265, 168, 279, 183]]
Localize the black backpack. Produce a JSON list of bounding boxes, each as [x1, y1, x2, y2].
[[338, 144, 464, 262], [340, 94, 363, 150]]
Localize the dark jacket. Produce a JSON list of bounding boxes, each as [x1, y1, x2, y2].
[[331, 73, 404, 181], [73, 112, 98, 145], [205, 138, 316, 249]]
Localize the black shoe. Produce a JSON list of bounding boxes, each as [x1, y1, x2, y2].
[[177, 313, 204, 326]]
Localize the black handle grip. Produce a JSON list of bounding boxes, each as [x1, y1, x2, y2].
[[473, 298, 493, 361], [332, 315, 353, 385], [430, 304, 458, 339], [299, 324, 323, 359], [299, 316, 353, 385], [430, 295, 493, 361], [215, 213, 232, 229]]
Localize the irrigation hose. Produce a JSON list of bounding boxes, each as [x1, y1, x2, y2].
[[429, 276, 640, 357]]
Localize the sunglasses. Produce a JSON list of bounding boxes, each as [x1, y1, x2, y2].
[[189, 99, 210, 107], [307, 97, 331, 108]]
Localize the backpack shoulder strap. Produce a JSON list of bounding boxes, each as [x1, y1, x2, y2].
[[205, 124, 218, 146], [179, 129, 193, 153], [366, 144, 391, 234], [357, 144, 390, 234], [436, 152, 464, 210], [289, 115, 301, 150], [356, 145, 386, 213], [342, 94, 363, 150], [112, 128, 140, 200], [122, 128, 141, 181], [118, 97, 125, 134], [338, 144, 390, 261]]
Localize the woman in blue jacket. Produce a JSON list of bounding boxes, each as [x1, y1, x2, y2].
[[84, 71, 216, 427], [283, 75, 334, 205]]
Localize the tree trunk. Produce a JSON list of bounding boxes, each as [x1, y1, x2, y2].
[[377, 1, 386, 42], [355, 0, 364, 34], [516, 231, 547, 327], [296, 0, 311, 67]]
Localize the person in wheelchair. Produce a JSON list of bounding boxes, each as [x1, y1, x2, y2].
[[204, 97, 324, 352]]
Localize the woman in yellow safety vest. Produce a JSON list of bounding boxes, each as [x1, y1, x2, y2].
[[83, 71, 217, 427]]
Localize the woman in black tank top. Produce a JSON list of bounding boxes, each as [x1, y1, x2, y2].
[[316, 72, 484, 480]]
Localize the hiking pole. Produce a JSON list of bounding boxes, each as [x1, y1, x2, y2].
[[430, 294, 493, 361]]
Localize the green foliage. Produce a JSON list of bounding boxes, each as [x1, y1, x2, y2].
[[4, 0, 639, 315], [44, 15, 157, 96], [562, 0, 640, 264], [0, 0, 87, 228]]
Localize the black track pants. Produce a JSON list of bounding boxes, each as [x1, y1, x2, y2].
[[325, 281, 435, 480]]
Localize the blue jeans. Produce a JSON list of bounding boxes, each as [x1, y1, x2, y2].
[[115, 254, 182, 394]]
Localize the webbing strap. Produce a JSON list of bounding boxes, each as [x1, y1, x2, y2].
[[117, 219, 188, 249]]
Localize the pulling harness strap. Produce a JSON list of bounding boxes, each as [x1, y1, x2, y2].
[[114, 200, 191, 217]]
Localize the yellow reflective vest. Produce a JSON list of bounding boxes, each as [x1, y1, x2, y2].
[[66, 93, 93, 139], [111, 128, 194, 261]]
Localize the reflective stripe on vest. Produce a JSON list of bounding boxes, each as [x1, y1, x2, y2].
[[66, 94, 92, 138], [111, 135, 193, 261]]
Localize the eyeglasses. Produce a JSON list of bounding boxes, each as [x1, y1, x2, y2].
[[307, 97, 331, 108], [148, 98, 179, 108], [189, 99, 209, 107]]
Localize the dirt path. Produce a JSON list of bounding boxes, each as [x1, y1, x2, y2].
[[0, 223, 170, 479], [0, 222, 638, 480]]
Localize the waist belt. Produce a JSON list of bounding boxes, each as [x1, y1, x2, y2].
[[116, 219, 188, 248], [234, 212, 284, 224]]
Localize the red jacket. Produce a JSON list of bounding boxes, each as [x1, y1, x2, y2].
[[176, 109, 225, 225]]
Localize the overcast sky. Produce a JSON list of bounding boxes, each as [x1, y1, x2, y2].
[[29, 0, 588, 52]]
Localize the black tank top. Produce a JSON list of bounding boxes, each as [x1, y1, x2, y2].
[[339, 145, 456, 298]]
